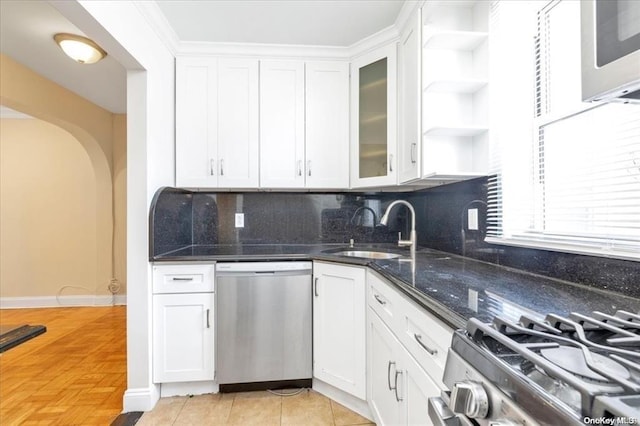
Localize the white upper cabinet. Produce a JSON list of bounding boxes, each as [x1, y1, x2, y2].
[[259, 60, 349, 189], [176, 57, 218, 188], [305, 61, 350, 189], [259, 60, 306, 188], [351, 43, 398, 188], [176, 57, 259, 189], [217, 59, 260, 188], [398, 7, 422, 184], [421, 1, 490, 183]]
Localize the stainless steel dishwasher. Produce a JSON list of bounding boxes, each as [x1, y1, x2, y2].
[[215, 261, 312, 391]]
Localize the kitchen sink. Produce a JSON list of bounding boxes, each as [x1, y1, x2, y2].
[[334, 250, 403, 259]]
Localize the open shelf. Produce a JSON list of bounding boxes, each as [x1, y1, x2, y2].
[[422, 30, 488, 50], [423, 126, 487, 137], [423, 78, 487, 94], [419, 0, 490, 185]]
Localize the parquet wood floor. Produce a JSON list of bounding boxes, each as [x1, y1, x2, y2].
[[0, 306, 126, 425]]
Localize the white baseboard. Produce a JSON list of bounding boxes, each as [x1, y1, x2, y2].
[[123, 385, 161, 412], [313, 379, 373, 422], [0, 294, 127, 309], [160, 381, 218, 397]]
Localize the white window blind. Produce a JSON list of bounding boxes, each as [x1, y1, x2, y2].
[[487, 0, 640, 261]]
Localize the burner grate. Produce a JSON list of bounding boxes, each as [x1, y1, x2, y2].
[[466, 309, 640, 418]]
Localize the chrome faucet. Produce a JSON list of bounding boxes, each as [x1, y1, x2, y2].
[[350, 206, 377, 226], [380, 200, 416, 258]]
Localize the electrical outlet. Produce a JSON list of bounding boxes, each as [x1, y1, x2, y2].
[[468, 208, 479, 231], [235, 213, 244, 228]]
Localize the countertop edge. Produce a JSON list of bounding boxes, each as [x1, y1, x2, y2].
[[152, 250, 468, 329]]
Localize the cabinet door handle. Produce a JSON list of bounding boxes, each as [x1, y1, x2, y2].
[[389, 154, 393, 172], [206, 309, 210, 328], [298, 160, 303, 176], [414, 333, 438, 355], [387, 361, 396, 391], [374, 294, 386, 305], [307, 160, 312, 176], [314, 277, 319, 297], [411, 142, 417, 164], [394, 370, 403, 401], [220, 159, 224, 176], [172, 277, 194, 281], [210, 159, 215, 176]]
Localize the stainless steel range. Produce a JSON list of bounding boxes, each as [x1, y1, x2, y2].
[[429, 310, 640, 425]]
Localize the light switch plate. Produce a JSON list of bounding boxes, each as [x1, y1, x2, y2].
[[235, 213, 244, 228], [468, 208, 479, 231]]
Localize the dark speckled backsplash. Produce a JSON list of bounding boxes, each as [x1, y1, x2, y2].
[[410, 177, 640, 299], [150, 182, 640, 298], [150, 188, 410, 256]]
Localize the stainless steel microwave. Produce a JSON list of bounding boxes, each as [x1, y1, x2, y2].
[[581, 0, 640, 103]]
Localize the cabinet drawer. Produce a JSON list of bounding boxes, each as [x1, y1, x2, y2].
[[398, 299, 452, 388], [153, 264, 215, 294], [367, 271, 398, 328]]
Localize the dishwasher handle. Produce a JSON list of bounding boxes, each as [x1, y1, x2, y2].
[[216, 270, 312, 278]]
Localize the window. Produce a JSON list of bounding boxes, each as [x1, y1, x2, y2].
[[487, 0, 640, 261]]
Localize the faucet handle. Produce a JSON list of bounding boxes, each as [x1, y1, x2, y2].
[[398, 239, 413, 247]]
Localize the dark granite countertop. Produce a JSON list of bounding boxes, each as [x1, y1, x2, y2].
[[152, 244, 640, 330]]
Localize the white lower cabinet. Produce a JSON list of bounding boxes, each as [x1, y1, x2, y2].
[[153, 293, 215, 383], [369, 308, 404, 425], [368, 308, 441, 426], [152, 264, 215, 384], [403, 343, 441, 426], [313, 261, 366, 400], [367, 271, 452, 426]]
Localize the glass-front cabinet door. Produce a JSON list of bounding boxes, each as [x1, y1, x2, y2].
[[350, 43, 397, 188]]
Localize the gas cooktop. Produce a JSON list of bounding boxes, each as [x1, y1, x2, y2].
[[447, 310, 640, 425]]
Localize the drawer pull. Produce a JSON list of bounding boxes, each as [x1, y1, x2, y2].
[[414, 333, 438, 355], [171, 277, 194, 281], [374, 294, 386, 305], [387, 361, 396, 391]]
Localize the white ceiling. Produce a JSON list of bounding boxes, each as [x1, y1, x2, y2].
[[0, 0, 406, 115], [156, 1, 405, 46], [0, 0, 127, 113]]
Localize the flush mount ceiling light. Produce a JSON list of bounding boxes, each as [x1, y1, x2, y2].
[[53, 33, 107, 64]]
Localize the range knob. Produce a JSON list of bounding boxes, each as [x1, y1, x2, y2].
[[450, 381, 489, 418]]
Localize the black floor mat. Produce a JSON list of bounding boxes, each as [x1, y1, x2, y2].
[[0, 324, 46, 353], [110, 412, 144, 426]]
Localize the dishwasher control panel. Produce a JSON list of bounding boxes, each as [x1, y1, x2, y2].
[[216, 262, 312, 273]]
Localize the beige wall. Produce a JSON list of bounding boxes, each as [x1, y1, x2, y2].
[[0, 54, 126, 300], [0, 119, 99, 297]]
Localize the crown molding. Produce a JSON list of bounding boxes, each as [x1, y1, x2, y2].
[[133, 1, 180, 56], [395, 1, 424, 31], [176, 41, 351, 61], [347, 24, 400, 60]]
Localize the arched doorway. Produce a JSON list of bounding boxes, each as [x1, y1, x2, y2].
[[1, 55, 126, 304]]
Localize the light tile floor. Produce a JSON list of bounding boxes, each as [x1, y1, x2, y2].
[[137, 389, 375, 426]]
